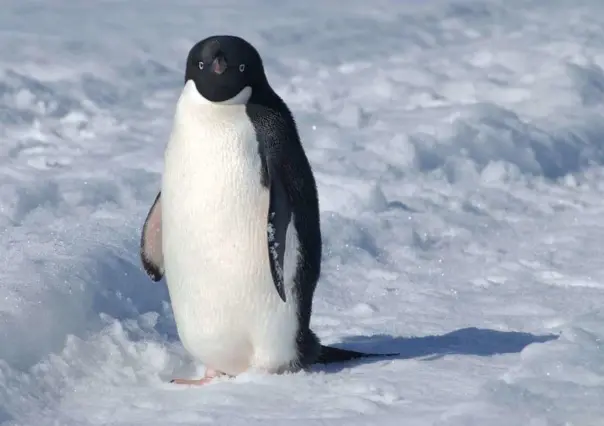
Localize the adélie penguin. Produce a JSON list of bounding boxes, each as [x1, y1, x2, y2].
[[140, 35, 396, 385]]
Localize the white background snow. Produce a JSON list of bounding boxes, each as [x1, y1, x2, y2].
[[1, 0, 604, 424]]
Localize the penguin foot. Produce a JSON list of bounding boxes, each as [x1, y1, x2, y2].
[[170, 368, 224, 385]]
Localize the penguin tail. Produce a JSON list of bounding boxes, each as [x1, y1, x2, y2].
[[316, 344, 398, 365]]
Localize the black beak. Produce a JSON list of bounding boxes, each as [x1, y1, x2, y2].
[[212, 55, 227, 75]]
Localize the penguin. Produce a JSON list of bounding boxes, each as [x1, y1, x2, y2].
[[140, 35, 395, 385]]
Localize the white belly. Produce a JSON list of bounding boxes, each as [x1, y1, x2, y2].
[[161, 88, 300, 376]]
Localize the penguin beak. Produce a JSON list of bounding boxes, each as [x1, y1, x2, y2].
[[212, 55, 228, 75]]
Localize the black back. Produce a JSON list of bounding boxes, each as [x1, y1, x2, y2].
[[247, 91, 324, 367]]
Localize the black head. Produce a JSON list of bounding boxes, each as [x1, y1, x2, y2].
[[184, 35, 267, 104]]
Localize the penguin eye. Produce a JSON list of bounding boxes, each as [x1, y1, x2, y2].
[[198, 61, 204, 70], [239, 64, 245, 72]]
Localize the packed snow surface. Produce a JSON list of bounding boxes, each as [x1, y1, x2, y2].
[[1, 0, 604, 424]]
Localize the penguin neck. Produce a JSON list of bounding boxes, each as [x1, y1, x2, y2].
[[248, 82, 292, 117], [180, 80, 252, 107], [175, 81, 247, 125]]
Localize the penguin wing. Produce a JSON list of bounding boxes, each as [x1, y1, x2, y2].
[[250, 104, 320, 304], [267, 162, 292, 302], [140, 191, 164, 281]]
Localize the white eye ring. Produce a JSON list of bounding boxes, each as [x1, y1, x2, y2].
[[239, 64, 245, 72], [198, 61, 204, 70]]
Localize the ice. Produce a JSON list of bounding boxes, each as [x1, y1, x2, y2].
[[1, 0, 604, 424]]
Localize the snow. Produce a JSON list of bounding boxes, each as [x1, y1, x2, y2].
[[1, 0, 604, 424]]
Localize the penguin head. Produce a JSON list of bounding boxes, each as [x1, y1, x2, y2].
[[184, 35, 266, 105]]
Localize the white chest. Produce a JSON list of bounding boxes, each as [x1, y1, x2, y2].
[[163, 101, 265, 249], [162, 100, 269, 317]]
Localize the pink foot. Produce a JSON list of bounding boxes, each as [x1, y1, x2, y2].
[[170, 369, 224, 386]]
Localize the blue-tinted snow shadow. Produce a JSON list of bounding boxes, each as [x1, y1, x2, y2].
[[90, 237, 179, 341], [313, 327, 559, 373], [0, 409, 13, 424]]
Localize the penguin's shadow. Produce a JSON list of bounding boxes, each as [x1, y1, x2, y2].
[[312, 327, 559, 373]]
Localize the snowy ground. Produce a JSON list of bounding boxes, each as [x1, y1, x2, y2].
[[1, 0, 604, 424]]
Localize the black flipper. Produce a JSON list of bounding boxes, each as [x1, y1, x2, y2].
[[140, 192, 164, 282], [267, 164, 292, 302], [316, 345, 399, 364]]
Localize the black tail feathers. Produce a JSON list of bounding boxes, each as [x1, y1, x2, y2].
[[315, 344, 398, 365]]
